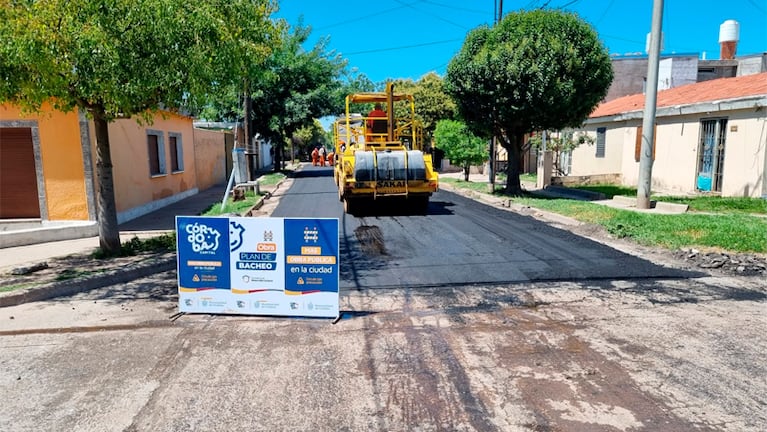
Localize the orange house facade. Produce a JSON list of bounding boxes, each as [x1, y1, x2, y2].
[[1, 104, 229, 247], [104, 111, 198, 223], [0, 104, 94, 223]]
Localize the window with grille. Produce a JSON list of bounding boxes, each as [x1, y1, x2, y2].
[[595, 127, 606, 158], [147, 130, 165, 176], [169, 132, 184, 172]]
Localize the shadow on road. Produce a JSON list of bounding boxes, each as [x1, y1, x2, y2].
[[348, 199, 454, 217], [290, 167, 335, 178]]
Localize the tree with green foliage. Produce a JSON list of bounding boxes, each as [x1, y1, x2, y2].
[[434, 120, 487, 181], [445, 9, 613, 195], [0, 0, 278, 254], [247, 25, 345, 171], [292, 119, 330, 161], [390, 73, 456, 144], [331, 69, 376, 115]]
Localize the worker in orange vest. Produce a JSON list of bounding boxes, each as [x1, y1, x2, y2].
[[318, 147, 326, 167], [367, 103, 386, 142], [311, 147, 319, 166], [327, 149, 335, 166]]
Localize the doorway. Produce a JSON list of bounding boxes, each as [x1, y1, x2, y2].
[[696, 119, 727, 193], [0, 127, 41, 218]]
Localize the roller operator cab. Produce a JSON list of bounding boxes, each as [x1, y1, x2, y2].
[[333, 83, 439, 215]]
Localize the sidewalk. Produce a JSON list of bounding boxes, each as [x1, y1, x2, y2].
[[0, 184, 227, 273], [0, 163, 298, 307]]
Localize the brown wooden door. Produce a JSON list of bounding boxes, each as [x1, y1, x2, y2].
[[0, 127, 41, 218]]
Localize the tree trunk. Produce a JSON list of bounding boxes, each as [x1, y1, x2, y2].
[[273, 142, 281, 172], [273, 128, 284, 172], [92, 111, 122, 254], [463, 165, 470, 181], [501, 132, 524, 196]]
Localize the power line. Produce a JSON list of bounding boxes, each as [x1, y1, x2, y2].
[[420, 0, 491, 16], [523, 1, 541, 10], [343, 38, 462, 56], [432, 61, 449, 73], [595, 0, 616, 25], [746, 0, 766, 14], [315, 0, 425, 31], [557, 0, 581, 9], [393, 0, 469, 30]]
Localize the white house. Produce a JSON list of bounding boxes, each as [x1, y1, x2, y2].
[[571, 72, 767, 198]]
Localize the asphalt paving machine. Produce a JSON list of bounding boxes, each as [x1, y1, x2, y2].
[[333, 83, 439, 214]]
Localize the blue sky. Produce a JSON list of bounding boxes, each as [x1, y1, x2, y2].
[[274, 0, 767, 83]]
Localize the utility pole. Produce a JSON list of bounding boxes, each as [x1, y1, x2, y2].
[[637, 0, 663, 209], [489, 0, 503, 192]]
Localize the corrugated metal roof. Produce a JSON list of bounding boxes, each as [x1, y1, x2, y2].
[[590, 72, 767, 118]]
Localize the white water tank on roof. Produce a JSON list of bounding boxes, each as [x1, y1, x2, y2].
[[719, 20, 740, 43]]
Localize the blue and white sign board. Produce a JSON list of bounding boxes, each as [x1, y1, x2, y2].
[[176, 216, 339, 318]]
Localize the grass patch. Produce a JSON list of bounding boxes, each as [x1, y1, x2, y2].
[[511, 195, 767, 253], [202, 190, 260, 216], [441, 176, 767, 252], [655, 196, 767, 214], [1, 282, 34, 293], [519, 173, 537, 183], [92, 233, 177, 259], [567, 183, 766, 215], [201, 172, 285, 216], [121, 233, 176, 254], [258, 172, 286, 186], [441, 177, 504, 194], [55, 269, 99, 281]]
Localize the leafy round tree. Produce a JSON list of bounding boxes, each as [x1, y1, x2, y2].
[[0, 0, 278, 254], [247, 25, 345, 171], [391, 73, 457, 143], [434, 120, 487, 181], [445, 9, 613, 195]]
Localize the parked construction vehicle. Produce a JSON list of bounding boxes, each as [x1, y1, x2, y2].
[[333, 83, 439, 214]]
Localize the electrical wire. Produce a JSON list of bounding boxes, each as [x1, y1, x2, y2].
[[393, 0, 469, 29], [315, 0, 425, 31], [746, 0, 766, 14], [594, 0, 615, 25], [343, 38, 462, 56], [557, 0, 581, 9], [420, 0, 491, 15], [523, 1, 541, 10]]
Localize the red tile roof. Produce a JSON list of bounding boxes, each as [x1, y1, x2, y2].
[[590, 72, 767, 118]]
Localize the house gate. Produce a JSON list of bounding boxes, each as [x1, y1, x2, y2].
[[696, 118, 727, 192]]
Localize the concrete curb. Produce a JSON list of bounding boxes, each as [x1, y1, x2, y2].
[[243, 193, 270, 216], [243, 175, 288, 215], [655, 201, 690, 213], [0, 254, 176, 307]]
